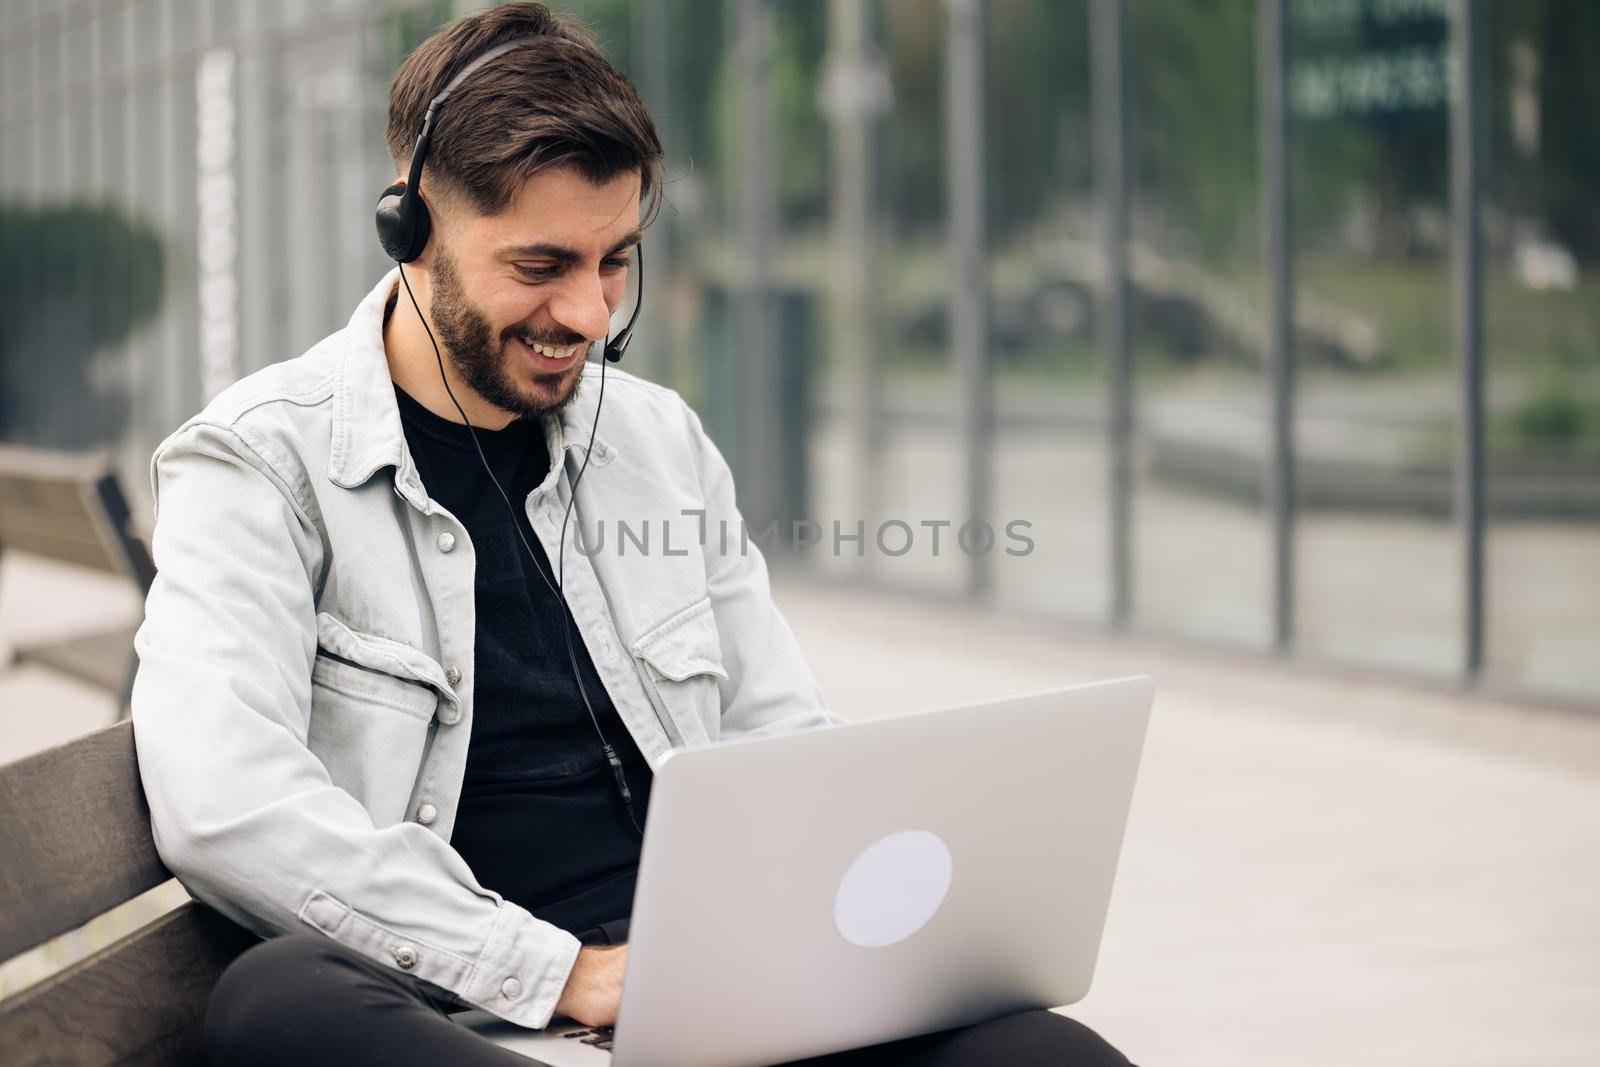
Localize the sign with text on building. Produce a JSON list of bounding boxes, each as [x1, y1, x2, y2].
[[1290, 0, 1450, 123]]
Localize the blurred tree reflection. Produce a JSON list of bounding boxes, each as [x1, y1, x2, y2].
[[0, 203, 165, 449]]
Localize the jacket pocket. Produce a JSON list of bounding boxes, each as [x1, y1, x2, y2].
[[313, 611, 459, 709], [629, 596, 729, 747], [307, 615, 444, 827]]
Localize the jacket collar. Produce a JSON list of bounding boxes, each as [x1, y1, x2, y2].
[[328, 269, 616, 499]]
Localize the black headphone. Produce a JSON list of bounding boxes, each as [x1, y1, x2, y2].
[[376, 33, 648, 837]]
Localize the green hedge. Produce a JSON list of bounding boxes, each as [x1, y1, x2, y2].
[[0, 201, 165, 447]]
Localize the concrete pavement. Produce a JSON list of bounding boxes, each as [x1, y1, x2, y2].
[[2, 553, 1597, 1064], [775, 577, 1600, 1067]]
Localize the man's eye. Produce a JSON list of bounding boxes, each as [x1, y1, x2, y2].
[[514, 260, 628, 281]]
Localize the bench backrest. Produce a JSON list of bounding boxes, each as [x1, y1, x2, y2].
[[0, 722, 254, 1066], [0, 445, 155, 594]]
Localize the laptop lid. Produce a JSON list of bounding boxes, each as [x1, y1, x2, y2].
[[608, 675, 1154, 1067]]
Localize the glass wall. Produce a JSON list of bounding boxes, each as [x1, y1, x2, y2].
[[1481, 1, 1600, 702], [1288, 0, 1459, 677], [855, 0, 963, 597], [987, 0, 1107, 623], [1, 0, 1595, 710], [1127, 0, 1271, 649]]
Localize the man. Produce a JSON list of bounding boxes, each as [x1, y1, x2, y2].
[[132, 5, 1132, 1064]]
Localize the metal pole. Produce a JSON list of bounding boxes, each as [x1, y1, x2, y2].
[[89, 6, 108, 446], [19, 0, 43, 463], [946, 0, 992, 599], [1092, 0, 1130, 629], [825, 0, 884, 567], [1259, 0, 1295, 655], [1451, 0, 1485, 681], [123, 0, 151, 451], [262, 6, 289, 377], [735, 0, 779, 535], [235, 0, 271, 377], [30, 0, 45, 199], [159, 0, 187, 434], [64, 10, 86, 447]]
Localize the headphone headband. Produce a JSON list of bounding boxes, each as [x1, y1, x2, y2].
[[379, 35, 545, 263], [430, 35, 543, 111]]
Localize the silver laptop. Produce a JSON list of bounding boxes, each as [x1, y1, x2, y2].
[[455, 676, 1153, 1067]]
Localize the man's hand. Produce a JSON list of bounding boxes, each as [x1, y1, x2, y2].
[[554, 943, 629, 1028]]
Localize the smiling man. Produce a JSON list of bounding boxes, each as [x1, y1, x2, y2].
[[130, 5, 1130, 1065], [385, 167, 644, 425]]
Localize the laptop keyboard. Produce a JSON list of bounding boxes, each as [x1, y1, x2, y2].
[[564, 1026, 615, 1052]]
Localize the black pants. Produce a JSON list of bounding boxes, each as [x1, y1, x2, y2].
[[206, 935, 1134, 1066]]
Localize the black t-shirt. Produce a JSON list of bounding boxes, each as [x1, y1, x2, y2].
[[391, 380, 652, 942]]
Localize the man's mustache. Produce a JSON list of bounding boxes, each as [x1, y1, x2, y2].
[[504, 326, 590, 348]]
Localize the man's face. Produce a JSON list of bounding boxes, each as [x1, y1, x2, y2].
[[424, 165, 641, 421]]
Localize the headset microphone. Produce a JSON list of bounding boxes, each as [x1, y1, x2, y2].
[[378, 34, 648, 838], [602, 246, 642, 364]]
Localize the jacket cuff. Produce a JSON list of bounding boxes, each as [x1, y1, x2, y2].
[[462, 899, 582, 1028]]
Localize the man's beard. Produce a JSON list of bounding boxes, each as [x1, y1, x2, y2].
[[428, 246, 588, 421]]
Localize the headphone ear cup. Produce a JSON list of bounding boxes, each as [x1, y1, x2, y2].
[[405, 191, 432, 263], [375, 181, 432, 263]]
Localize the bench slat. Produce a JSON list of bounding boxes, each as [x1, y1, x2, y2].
[[0, 901, 257, 1067], [13, 626, 139, 692], [0, 449, 155, 589], [0, 447, 112, 514], [0, 474, 99, 514], [0, 722, 171, 962], [0, 497, 115, 545], [0, 524, 121, 574]]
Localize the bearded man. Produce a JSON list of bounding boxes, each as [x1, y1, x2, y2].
[[131, 5, 1132, 1064]]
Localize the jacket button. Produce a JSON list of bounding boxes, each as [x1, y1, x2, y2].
[[437, 531, 456, 553], [445, 664, 462, 686], [501, 976, 523, 1000], [415, 803, 437, 825], [393, 944, 419, 970]]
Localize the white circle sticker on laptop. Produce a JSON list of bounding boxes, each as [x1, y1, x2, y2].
[[833, 829, 953, 948]]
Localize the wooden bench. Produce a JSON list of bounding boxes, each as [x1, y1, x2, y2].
[[0, 721, 257, 1065], [0, 445, 156, 713]]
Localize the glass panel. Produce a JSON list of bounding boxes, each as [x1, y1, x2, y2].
[[760, 0, 831, 564], [123, 0, 171, 455], [807, 0, 880, 584], [158, 0, 200, 432], [645, 0, 731, 413], [1289, 0, 1459, 676], [821, 0, 963, 596], [1128, 0, 1270, 649], [987, 0, 1106, 622], [1482, 2, 1600, 702]]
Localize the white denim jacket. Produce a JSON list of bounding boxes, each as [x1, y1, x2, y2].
[[131, 270, 845, 1028]]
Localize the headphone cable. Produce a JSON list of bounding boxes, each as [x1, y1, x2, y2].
[[396, 263, 643, 838]]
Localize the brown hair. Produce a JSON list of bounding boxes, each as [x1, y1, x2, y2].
[[384, 3, 663, 224]]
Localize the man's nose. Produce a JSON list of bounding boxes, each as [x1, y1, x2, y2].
[[547, 271, 613, 343]]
